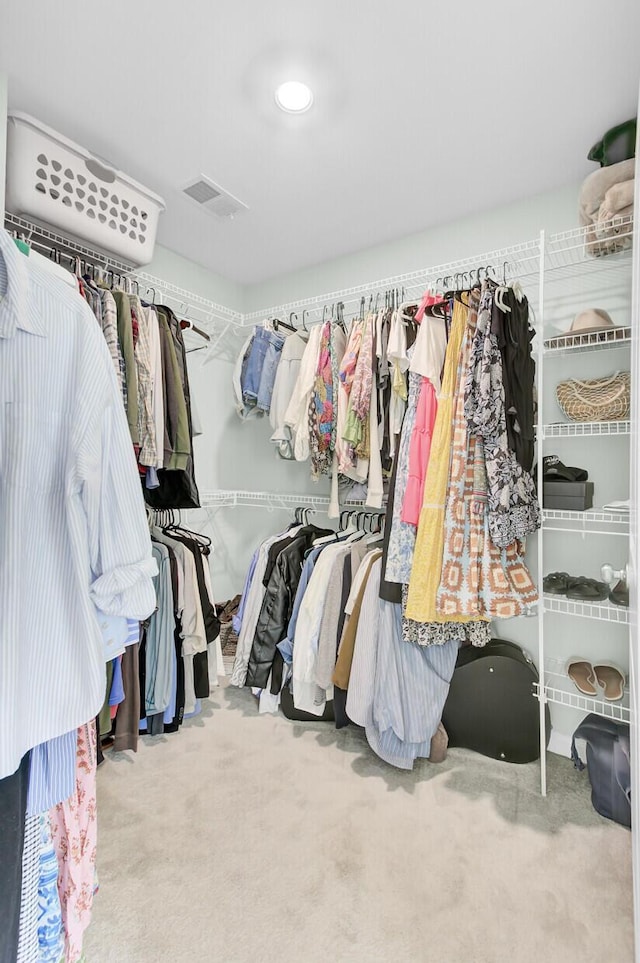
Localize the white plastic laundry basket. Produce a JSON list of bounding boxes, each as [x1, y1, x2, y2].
[[5, 111, 165, 266]]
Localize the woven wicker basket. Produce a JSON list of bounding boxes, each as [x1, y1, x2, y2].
[[220, 621, 239, 658], [556, 371, 630, 422]]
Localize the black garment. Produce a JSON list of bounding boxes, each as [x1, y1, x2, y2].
[[0, 753, 30, 963], [263, 530, 299, 587], [245, 525, 331, 690], [166, 533, 219, 639], [144, 305, 200, 509], [167, 532, 221, 698], [336, 553, 352, 647], [164, 541, 186, 733], [334, 553, 354, 729], [379, 432, 403, 603], [163, 623, 186, 733], [333, 687, 351, 729], [138, 624, 147, 722], [492, 289, 536, 472]]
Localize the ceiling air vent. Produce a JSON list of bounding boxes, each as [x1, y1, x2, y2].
[[181, 174, 248, 219]]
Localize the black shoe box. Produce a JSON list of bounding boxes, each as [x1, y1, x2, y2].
[[543, 481, 594, 511]]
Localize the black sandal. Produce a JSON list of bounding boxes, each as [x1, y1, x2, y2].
[[543, 572, 571, 595], [566, 577, 610, 602], [609, 578, 629, 607]]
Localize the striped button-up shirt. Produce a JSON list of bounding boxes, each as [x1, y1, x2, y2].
[[0, 227, 157, 779]]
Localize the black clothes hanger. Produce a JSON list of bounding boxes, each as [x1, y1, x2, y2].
[[161, 510, 212, 549], [273, 315, 297, 334]]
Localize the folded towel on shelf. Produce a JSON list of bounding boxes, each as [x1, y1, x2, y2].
[[578, 158, 635, 256], [601, 499, 630, 513]]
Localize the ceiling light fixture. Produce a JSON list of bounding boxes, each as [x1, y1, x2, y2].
[[275, 81, 313, 113]]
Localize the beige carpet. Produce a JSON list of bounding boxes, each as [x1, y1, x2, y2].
[[84, 683, 633, 963]]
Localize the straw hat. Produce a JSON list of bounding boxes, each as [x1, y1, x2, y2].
[[567, 308, 615, 335]]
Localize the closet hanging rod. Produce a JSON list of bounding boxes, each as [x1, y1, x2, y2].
[[4, 212, 245, 329]]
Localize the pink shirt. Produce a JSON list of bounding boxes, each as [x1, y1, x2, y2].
[[401, 377, 438, 526]]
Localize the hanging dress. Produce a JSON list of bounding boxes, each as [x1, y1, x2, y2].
[[405, 299, 468, 623], [464, 286, 541, 549]]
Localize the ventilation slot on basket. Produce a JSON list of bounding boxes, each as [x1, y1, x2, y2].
[[29, 161, 153, 246]]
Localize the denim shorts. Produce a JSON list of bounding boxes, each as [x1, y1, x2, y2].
[[242, 328, 284, 408], [257, 333, 285, 412]]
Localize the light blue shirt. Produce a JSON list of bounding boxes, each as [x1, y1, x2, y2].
[[0, 227, 157, 779], [233, 549, 259, 634]]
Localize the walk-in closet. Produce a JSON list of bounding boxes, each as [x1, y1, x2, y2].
[[1, 3, 639, 961]]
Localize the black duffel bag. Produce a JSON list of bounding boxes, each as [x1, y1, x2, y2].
[[571, 714, 631, 829]]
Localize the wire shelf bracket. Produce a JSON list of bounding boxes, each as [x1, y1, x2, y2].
[[543, 593, 630, 624], [543, 421, 631, 438], [534, 682, 631, 724], [196, 489, 384, 513], [544, 326, 632, 355]]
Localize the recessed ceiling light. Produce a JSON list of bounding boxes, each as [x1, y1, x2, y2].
[[275, 81, 313, 114]]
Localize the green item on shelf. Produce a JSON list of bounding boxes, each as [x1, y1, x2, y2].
[[13, 238, 30, 256], [588, 117, 637, 167]]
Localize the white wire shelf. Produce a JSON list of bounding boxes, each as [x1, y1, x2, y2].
[[545, 655, 628, 685], [5, 211, 136, 273], [544, 326, 632, 354], [243, 220, 633, 328], [4, 212, 246, 362], [243, 237, 542, 327], [196, 490, 384, 512], [544, 218, 634, 275], [543, 593, 629, 623], [534, 682, 631, 723], [543, 420, 631, 438], [542, 508, 629, 536]]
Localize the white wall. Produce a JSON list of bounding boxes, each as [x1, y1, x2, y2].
[[146, 242, 245, 314], [244, 182, 582, 312]]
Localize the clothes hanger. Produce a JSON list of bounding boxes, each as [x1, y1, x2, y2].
[[273, 315, 297, 334], [180, 318, 212, 342], [163, 510, 213, 549], [364, 512, 385, 545]]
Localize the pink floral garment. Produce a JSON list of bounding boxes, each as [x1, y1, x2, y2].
[[50, 722, 98, 963]]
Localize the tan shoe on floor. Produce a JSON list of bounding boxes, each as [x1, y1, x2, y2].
[[428, 722, 449, 763], [566, 658, 598, 697]]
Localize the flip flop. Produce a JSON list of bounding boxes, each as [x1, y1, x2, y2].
[[609, 579, 629, 607], [543, 572, 572, 595], [565, 578, 609, 602], [566, 658, 598, 697], [593, 662, 626, 701]]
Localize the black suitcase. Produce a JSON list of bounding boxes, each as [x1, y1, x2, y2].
[[442, 638, 549, 763], [571, 714, 631, 828]]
